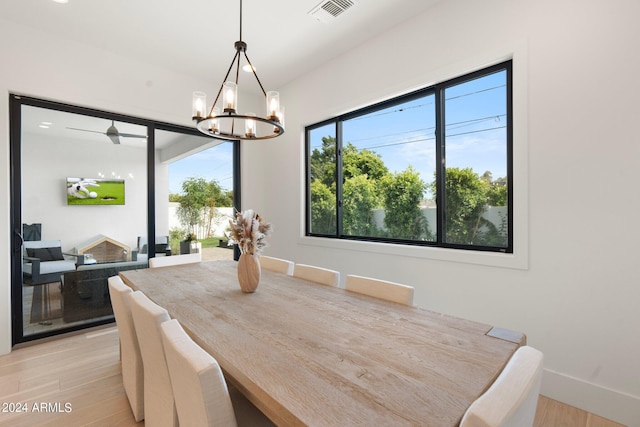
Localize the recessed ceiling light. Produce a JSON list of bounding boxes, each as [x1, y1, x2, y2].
[[39, 125, 50, 129], [52, 0, 69, 4]]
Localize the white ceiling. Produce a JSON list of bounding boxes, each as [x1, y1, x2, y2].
[[5, 0, 442, 153], [1, 0, 441, 91], [21, 103, 217, 153]]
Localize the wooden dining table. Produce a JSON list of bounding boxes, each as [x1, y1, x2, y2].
[[119, 260, 524, 427]]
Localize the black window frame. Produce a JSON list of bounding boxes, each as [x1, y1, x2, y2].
[[9, 94, 242, 345], [305, 60, 513, 253]]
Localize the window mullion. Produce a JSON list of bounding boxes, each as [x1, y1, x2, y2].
[[435, 85, 446, 245], [304, 127, 313, 236], [336, 120, 344, 237], [505, 61, 514, 251]]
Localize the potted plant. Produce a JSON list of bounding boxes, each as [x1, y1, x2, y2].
[[179, 232, 201, 255]]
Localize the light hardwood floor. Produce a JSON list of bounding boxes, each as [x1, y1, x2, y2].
[[534, 396, 626, 427], [0, 326, 142, 426], [0, 326, 626, 427]]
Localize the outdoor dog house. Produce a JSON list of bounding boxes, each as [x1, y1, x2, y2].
[[74, 235, 130, 264]]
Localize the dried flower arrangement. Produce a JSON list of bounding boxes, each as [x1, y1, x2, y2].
[[228, 209, 272, 255]]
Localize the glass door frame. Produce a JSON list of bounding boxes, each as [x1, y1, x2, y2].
[[9, 94, 241, 345]]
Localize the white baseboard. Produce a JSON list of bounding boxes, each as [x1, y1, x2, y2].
[[541, 369, 640, 427]]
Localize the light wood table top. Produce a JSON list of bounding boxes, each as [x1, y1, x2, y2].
[[120, 260, 523, 427]]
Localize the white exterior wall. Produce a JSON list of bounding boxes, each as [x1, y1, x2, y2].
[[371, 207, 507, 239], [168, 204, 234, 238]]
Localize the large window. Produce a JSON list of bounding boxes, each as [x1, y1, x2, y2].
[[306, 61, 512, 252]]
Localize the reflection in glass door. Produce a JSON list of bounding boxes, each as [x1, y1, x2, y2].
[[17, 102, 148, 338], [11, 96, 239, 345]]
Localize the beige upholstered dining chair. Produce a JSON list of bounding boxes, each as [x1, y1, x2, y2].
[[293, 264, 340, 287], [344, 274, 415, 306], [459, 346, 544, 427], [259, 255, 294, 275], [107, 276, 144, 422], [149, 252, 202, 268], [161, 319, 275, 427], [129, 291, 178, 427]]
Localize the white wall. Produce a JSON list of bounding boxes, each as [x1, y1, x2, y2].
[[21, 132, 147, 251], [242, 0, 640, 425], [0, 18, 211, 353], [1, 0, 639, 425]]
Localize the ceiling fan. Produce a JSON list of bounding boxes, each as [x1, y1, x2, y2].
[[67, 120, 147, 144]]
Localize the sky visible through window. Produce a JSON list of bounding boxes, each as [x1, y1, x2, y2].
[[169, 142, 233, 194], [311, 70, 507, 200]]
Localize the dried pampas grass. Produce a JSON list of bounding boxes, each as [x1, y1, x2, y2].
[[228, 209, 272, 255]]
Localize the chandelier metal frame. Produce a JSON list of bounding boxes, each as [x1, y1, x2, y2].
[[192, 0, 284, 140]]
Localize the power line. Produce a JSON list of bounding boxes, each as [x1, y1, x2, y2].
[[313, 116, 506, 151], [310, 83, 507, 150], [446, 84, 505, 101], [359, 125, 506, 151], [345, 114, 506, 146], [349, 102, 431, 121], [348, 84, 505, 121], [346, 127, 433, 144]]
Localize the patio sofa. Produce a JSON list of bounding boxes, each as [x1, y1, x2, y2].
[[23, 240, 80, 286]]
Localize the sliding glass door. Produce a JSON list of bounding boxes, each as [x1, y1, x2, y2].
[[10, 95, 239, 344], [13, 100, 149, 340]]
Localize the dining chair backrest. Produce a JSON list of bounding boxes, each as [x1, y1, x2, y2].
[[129, 291, 178, 427], [259, 256, 294, 275], [344, 274, 415, 306], [107, 276, 144, 422], [293, 264, 340, 287], [161, 319, 238, 427], [149, 252, 202, 268], [459, 346, 544, 427]]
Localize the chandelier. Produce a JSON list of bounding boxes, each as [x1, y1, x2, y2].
[[191, 0, 284, 140]]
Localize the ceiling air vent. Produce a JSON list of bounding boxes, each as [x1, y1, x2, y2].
[[308, 0, 357, 23]]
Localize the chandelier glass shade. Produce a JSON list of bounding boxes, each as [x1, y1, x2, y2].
[[192, 0, 284, 140]]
